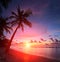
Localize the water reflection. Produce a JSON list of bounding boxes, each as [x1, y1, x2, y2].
[[11, 45, 60, 60]]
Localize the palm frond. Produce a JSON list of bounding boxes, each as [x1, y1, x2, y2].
[[6, 26, 13, 31], [23, 18, 32, 27], [11, 20, 18, 27], [4, 27, 11, 34], [23, 9, 32, 17], [17, 5, 21, 15], [0, 16, 12, 34], [6, 21, 12, 25], [12, 11, 17, 16], [6, 16, 16, 20], [0, 6, 2, 14], [0, 0, 11, 9]]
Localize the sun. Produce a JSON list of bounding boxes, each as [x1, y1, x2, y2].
[[25, 42, 31, 48]]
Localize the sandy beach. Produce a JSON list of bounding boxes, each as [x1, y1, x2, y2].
[[1, 49, 59, 62]]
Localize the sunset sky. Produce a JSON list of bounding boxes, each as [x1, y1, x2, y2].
[[2, 0, 60, 42]]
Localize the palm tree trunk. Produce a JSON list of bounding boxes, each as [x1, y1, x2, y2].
[[5, 25, 20, 53]]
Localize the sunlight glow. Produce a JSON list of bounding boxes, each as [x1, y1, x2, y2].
[[25, 43, 31, 48]]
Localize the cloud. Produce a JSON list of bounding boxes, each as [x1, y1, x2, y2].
[[53, 30, 60, 33], [47, 29, 60, 36], [20, 33, 38, 38]]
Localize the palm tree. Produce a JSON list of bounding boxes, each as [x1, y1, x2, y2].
[[0, 0, 11, 8], [40, 38, 45, 42], [34, 40, 37, 43], [49, 38, 54, 42], [0, 0, 12, 14], [39, 41, 41, 43], [6, 5, 32, 53], [0, 16, 12, 40], [30, 40, 33, 43], [55, 38, 59, 43]]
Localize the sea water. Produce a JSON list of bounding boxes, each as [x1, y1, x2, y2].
[[11, 45, 60, 60]]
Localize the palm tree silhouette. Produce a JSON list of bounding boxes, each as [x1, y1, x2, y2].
[[0, 16, 12, 40], [0, 0, 12, 14], [6, 5, 32, 53], [34, 40, 37, 43], [39, 41, 41, 43], [49, 38, 54, 42], [30, 40, 33, 43], [55, 38, 59, 43]]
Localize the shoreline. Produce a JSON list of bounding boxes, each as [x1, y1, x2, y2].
[[7, 49, 60, 62], [11, 46, 60, 61]]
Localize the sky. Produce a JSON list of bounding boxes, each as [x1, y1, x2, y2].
[[2, 0, 60, 42]]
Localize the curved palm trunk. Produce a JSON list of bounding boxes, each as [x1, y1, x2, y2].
[[6, 25, 20, 53]]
